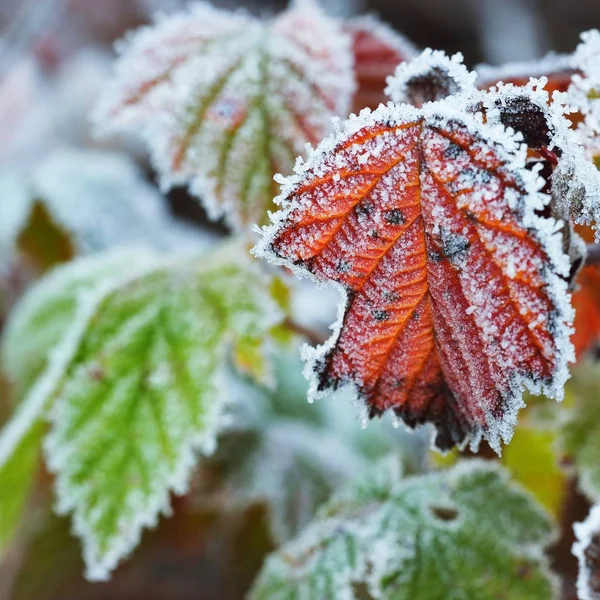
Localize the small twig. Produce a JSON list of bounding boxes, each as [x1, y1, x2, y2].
[[586, 244, 600, 267], [283, 317, 327, 347]]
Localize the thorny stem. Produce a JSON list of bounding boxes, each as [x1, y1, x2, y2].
[[283, 317, 326, 346]]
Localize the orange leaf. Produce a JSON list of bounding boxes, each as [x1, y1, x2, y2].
[[572, 265, 600, 359], [345, 16, 417, 112], [255, 76, 573, 453]]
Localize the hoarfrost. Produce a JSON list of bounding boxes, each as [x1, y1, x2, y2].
[[254, 54, 574, 454], [93, 1, 355, 230], [574, 504, 600, 600], [386, 49, 476, 107]]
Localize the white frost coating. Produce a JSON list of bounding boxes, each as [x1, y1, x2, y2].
[[385, 49, 477, 105], [0, 148, 200, 262], [486, 77, 600, 240], [0, 169, 32, 263], [253, 58, 574, 454], [0, 250, 159, 480], [569, 30, 600, 141], [93, 1, 355, 230], [42, 247, 281, 581], [476, 52, 573, 88], [574, 504, 600, 600]]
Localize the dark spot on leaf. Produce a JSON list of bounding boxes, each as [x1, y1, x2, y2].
[[355, 202, 373, 219], [443, 142, 463, 159], [405, 66, 460, 106], [337, 260, 351, 274], [370, 229, 379, 239], [373, 309, 390, 321], [440, 228, 470, 264], [428, 248, 444, 262], [382, 290, 400, 302], [429, 505, 459, 521], [384, 209, 405, 225], [497, 96, 552, 149]]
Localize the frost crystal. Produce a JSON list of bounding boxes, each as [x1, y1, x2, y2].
[[255, 54, 574, 454], [569, 30, 600, 144], [574, 504, 600, 600], [94, 1, 354, 230], [386, 49, 477, 107]]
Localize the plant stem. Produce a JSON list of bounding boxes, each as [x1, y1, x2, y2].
[[586, 244, 600, 267], [282, 317, 326, 346]]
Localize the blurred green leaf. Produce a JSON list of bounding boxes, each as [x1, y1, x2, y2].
[[560, 362, 600, 502], [250, 460, 558, 600]]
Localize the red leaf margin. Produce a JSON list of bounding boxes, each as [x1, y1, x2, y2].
[[254, 78, 574, 454]]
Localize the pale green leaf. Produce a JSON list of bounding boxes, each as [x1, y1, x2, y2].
[[2, 250, 154, 402], [0, 251, 156, 557], [43, 244, 283, 581], [250, 461, 558, 600]]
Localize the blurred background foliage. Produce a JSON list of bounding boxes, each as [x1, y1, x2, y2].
[[1, 1, 600, 599]]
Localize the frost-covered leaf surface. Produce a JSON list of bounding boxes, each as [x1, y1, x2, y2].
[[255, 56, 574, 453], [386, 49, 476, 107], [94, 0, 354, 229], [0, 251, 157, 556], [345, 15, 416, 111], [482, 79, 600, 240], [250, 460, 558, 600], [2, 250, 154, 402], [560, 364, 600, 502], [0, 149, 195, 270], [574, 504, 600, 600], [42, 245, 283, 581]]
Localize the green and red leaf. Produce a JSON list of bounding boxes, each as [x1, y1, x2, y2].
[[94, 0, 354, 229]]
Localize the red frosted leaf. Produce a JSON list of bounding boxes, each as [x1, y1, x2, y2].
[[255, 80, 573, 452], [346, 15, 417, 112]]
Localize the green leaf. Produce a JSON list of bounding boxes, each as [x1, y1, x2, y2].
[[560, 362, 600, 501], [250, 461, 558, 600], [2, 250, 153, 403], [42, 244, 284, 581], [0, 251, 155, 557], [0, 405, 44, 554]]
